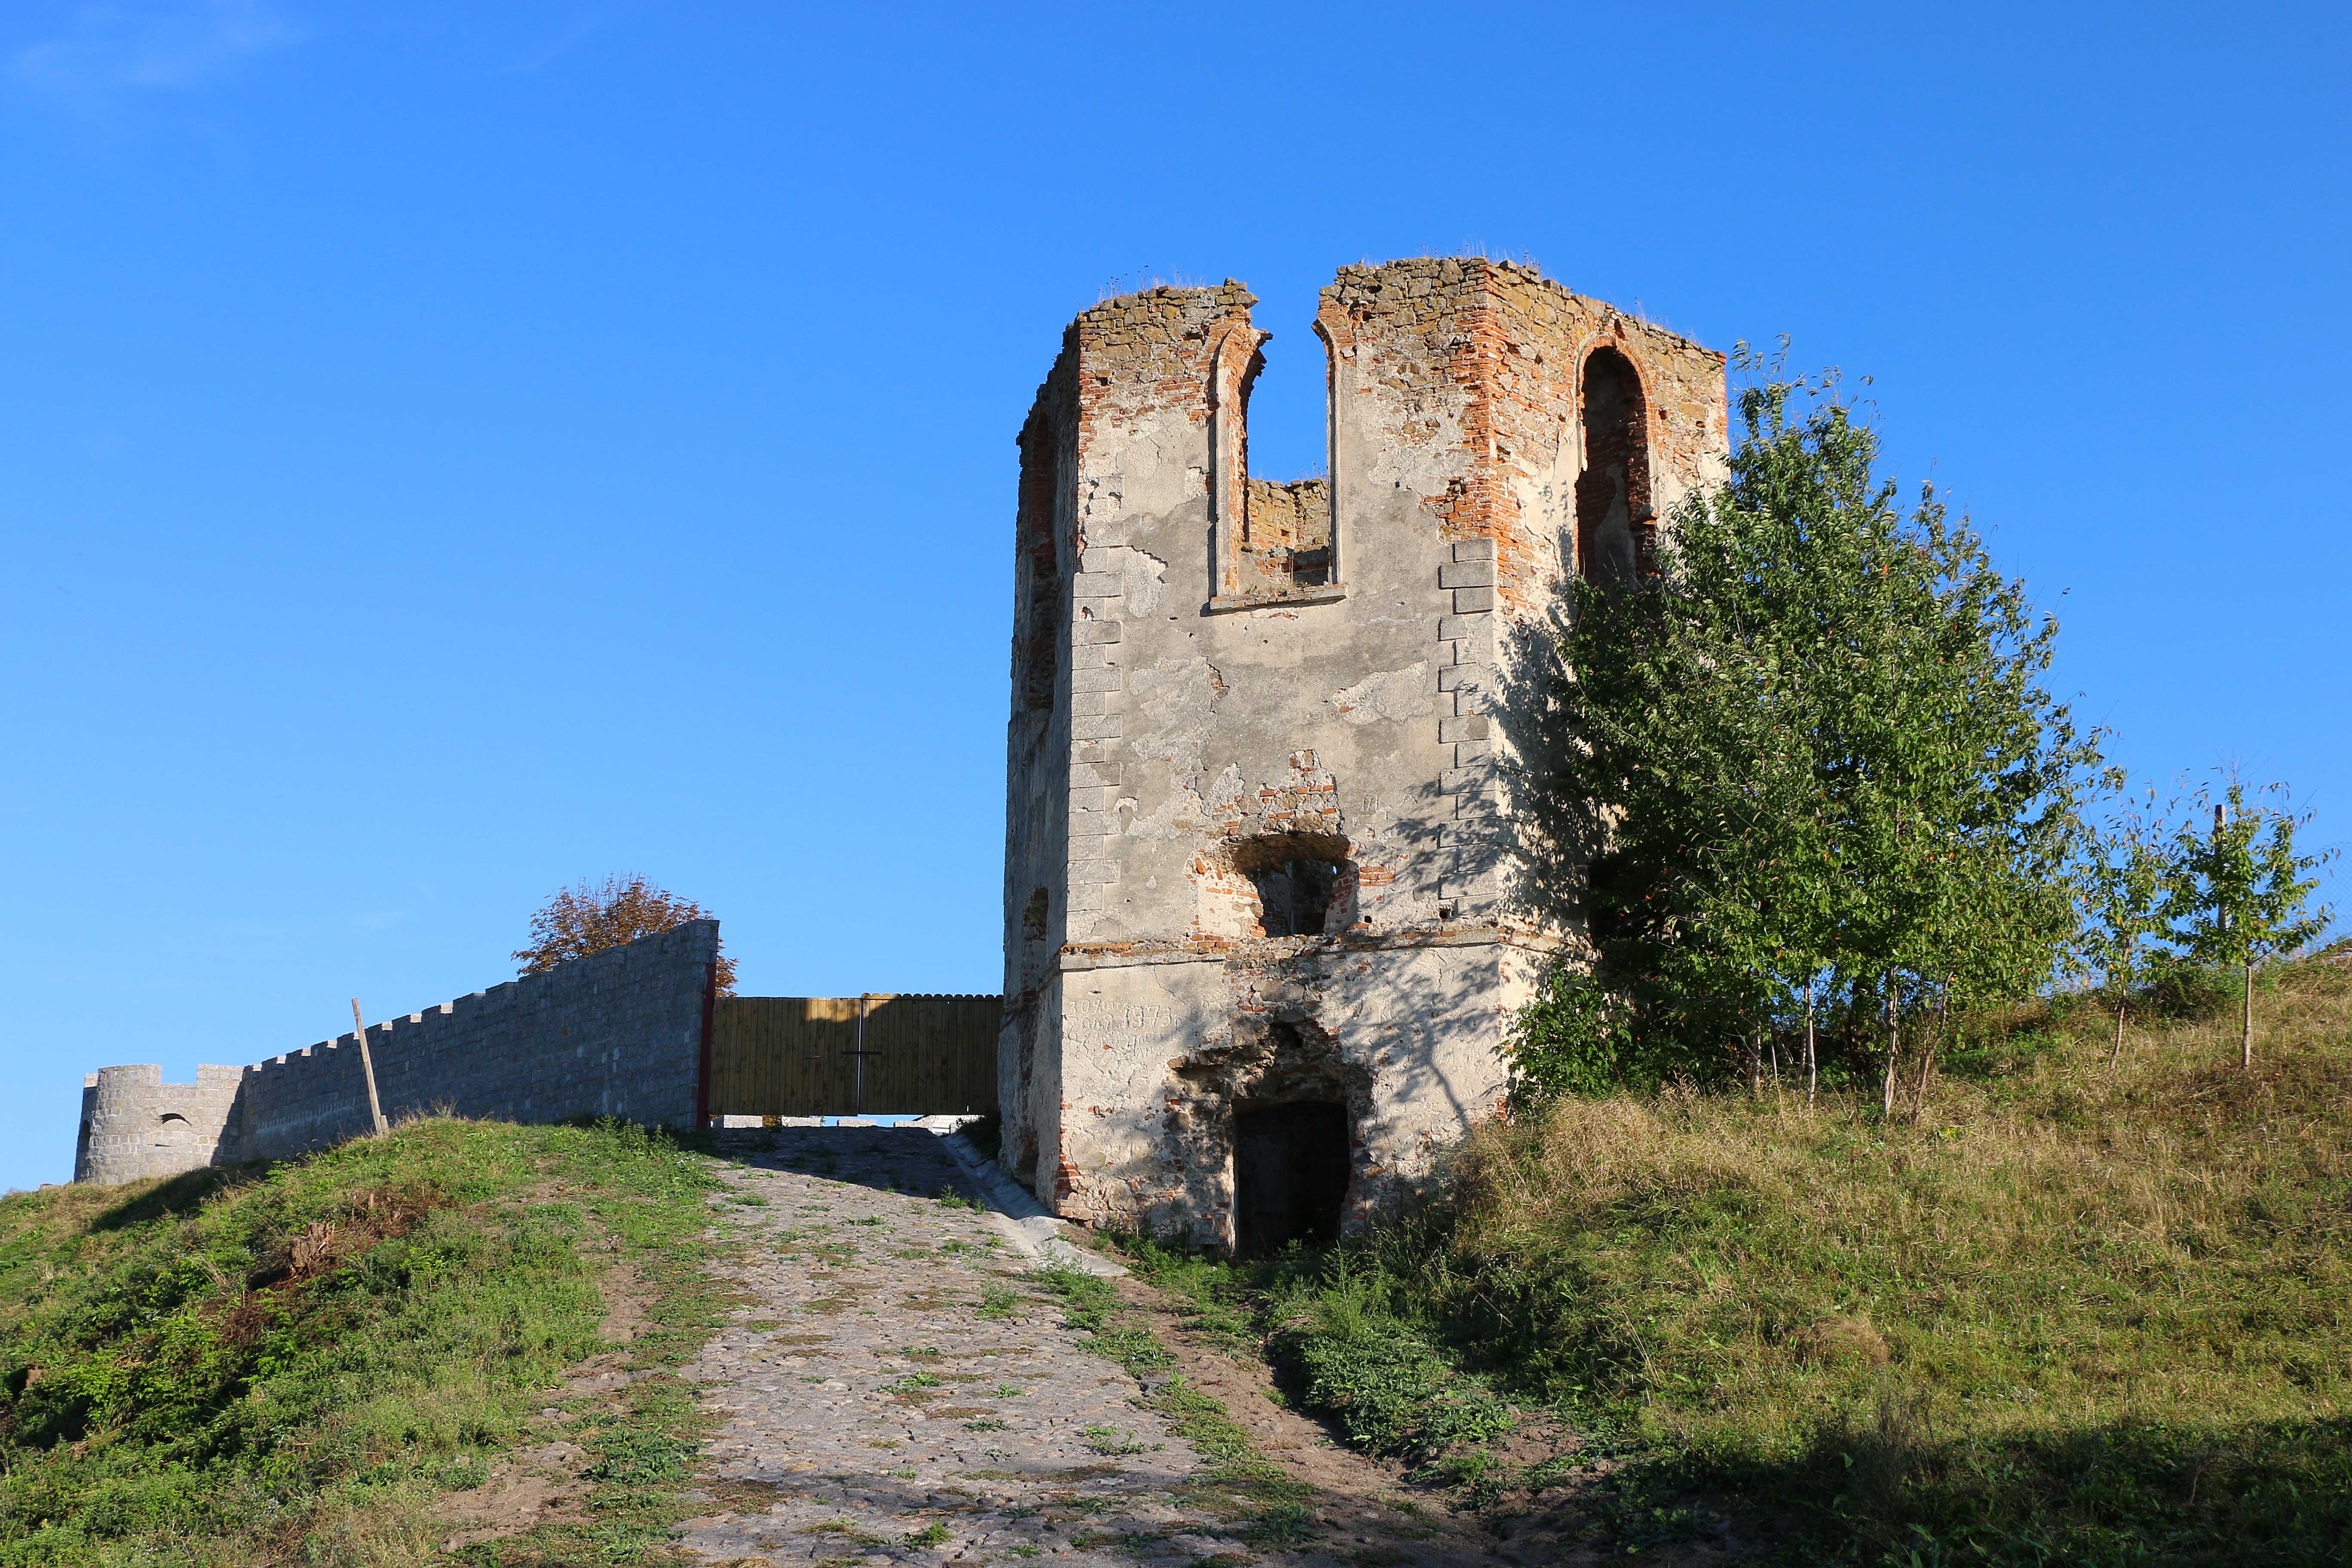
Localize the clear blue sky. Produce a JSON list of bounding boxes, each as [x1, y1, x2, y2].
[[3, 0, 2344, 1190]]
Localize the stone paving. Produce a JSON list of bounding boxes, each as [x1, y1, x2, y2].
[[676, 1126, 1294, 1568]]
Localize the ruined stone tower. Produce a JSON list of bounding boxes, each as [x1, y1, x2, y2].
[[1001, 259, 1726, 1249]]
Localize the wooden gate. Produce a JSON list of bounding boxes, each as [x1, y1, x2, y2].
[[706, 994, 1000, 1117]]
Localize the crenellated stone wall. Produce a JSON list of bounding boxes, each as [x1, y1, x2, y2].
[[73, 922, 718, 1185]]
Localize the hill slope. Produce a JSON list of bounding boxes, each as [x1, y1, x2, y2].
[[1131, 959, 2352, 1564], [0, 1118, 726, 1566]]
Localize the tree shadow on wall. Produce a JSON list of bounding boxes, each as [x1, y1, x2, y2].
[[1484, 611, 1592, 942], [1271, 608, 1590, 1174], [1197, 858, 1565, 1237], [1311, 612, 1586, 1136]]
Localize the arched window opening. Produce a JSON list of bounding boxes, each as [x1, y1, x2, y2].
[[1231, 834, 1348, 937], [158, 1113, 188, 1125], [1576, 347, 1654, 586]]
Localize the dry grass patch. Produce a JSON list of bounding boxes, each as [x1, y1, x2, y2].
[[1384, 958, 2352, 1559], [1119, 959, 2352, 1563]]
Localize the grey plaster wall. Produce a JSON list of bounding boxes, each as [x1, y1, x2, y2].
[[73, 921, 717, 1185], [1001, 260, 1727, 1243], [1044, 938, 1547, 1241]]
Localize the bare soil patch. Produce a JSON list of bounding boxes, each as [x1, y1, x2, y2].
[[426, 1251, 656, 1552]]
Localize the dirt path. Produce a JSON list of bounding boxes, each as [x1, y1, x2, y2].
[[673, 1126, 1507, 1568]]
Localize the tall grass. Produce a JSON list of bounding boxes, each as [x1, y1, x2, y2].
[[1134, 959, 2352, 1562]]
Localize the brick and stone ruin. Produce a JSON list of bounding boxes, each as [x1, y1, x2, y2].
[[999, 258, 1727, 1251], [68, 257, 1729, 1256]]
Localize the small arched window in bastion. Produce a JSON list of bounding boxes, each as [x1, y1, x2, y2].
[[1232, 833, 1350, 937], [1576, 346, 1654, 586]]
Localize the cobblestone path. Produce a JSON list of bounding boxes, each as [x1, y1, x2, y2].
[[674, 1127, 1484, 1568]]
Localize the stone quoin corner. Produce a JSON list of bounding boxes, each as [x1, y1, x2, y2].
[[999, 258, 1728, 1250]]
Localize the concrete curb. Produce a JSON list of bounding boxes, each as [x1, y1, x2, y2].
[[931, 1129, 1127, 1278]]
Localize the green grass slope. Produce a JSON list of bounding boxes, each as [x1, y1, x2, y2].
[[0, 1118, 726, 1567], [1130, 959, 2352, 1565]]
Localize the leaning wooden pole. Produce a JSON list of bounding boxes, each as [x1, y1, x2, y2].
[[350, 998, 389, 1134]]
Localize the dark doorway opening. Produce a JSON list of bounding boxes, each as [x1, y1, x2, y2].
[[1234, 1101, 1350, 1255]]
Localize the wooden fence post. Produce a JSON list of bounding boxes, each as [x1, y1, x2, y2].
[[350, 998, 388, 1135]]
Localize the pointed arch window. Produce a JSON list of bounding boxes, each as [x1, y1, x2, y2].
[[1576, 347, 1655, 585]]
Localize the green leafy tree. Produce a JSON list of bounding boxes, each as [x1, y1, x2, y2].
[[1526, 353, 2097, 1106], [2080, 787, 2173, 1070], [514, 874, 739, 995], [2163, 778, 2334, 1071], [1510, 967, 1655, 1102]]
